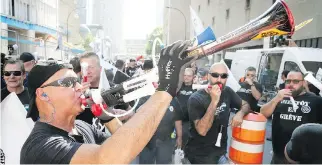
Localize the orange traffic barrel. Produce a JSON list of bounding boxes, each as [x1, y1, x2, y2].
[[229, 113, 267, 164]]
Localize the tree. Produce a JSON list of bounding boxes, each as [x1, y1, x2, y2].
[[82, 34, 94, 51], [145, 27, 163, 55]]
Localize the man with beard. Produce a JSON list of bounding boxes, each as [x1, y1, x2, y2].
[[184, 63, 251, 164], [175, 68, 196, 149], [236, 67, 262, 112], [261, 70, 322, 164]]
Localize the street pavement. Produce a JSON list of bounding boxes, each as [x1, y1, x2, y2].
[[227, 113, 273, 164]]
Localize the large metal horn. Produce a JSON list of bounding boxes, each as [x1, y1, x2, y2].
[[188, 0, 295, 58]]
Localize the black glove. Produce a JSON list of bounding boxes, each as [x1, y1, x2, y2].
[[101, 89, 119, 106], [157, 40, 197, 97]]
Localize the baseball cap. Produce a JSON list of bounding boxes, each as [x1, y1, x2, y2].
[[198, 68, 208, 77], [19, 52, 35, 63], [27, 63, 67, 121], [143, 60, 153, 70], [285, 123, 322, 164]]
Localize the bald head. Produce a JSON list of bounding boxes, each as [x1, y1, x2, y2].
[[208, 62, 228, 86], [209, 63, 227, 73]]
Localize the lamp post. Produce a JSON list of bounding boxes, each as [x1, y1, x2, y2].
[[165, 6, 187, 40], [66, 7, 85, 43], [151, 37, 163, 68]]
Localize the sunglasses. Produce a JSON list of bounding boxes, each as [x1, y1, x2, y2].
[[40, 77, 79, 88], [285, 79, 303, 84], [247, 74, 256, 77], [3, 71, 22, 76], [209, 72, 228, 79]]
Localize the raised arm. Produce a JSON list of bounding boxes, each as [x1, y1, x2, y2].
[[260, 89, 291, 118], [70, 40, 197, 164], [191, 85, 221, 136]]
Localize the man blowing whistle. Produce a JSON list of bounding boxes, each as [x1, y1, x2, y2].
[[20, 40, 197, 164], [184, 63, 251, 164]]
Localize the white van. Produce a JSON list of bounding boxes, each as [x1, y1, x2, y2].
[[225, 47, 322, 101]]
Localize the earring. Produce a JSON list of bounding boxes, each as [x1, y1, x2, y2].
[[42, 93, 47, 97]]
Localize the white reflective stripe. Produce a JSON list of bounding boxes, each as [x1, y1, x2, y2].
[[230, 139, 264, 153], [240, 120, 266, 131]]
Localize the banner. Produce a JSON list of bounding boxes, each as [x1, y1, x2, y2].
[[190, 6, 204, 36], [0, 93, 34, 164], [220, 59, 241, 92]]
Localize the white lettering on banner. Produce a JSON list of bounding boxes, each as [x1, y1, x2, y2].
[[280, 114, 302, 121], [218, 20, 261, 42]]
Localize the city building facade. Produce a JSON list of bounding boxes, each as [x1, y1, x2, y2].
[[1, 0, 84, 61], [189, 0, 322, 61], [89, 0, 124, 55]]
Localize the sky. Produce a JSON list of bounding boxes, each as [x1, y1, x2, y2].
[[123, 0, 163, 39]]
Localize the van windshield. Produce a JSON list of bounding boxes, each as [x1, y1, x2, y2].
[[302, 61, 322, 76]]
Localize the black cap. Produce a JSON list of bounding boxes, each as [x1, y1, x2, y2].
[[27, 64, 66, 121], [285, 123, 322, 164], [143, 60, 153, 70], [198, 68, 208, 77], [19, 52, 35, 63]]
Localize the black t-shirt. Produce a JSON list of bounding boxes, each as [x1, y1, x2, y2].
[[1, 87, 30, 105], [236, 82, 263, 112], [20, 120, 109, 164], [175, 84, 197, 122], [113, 70, 130, 84], [187, 87, 242, 151], [126, 67, 137, 77], [135, 96, 181, 141], [272, 92, 322, 156]]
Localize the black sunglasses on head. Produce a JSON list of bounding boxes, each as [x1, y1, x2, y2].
[[40, 77, 79, 88], [4, 71, 22, 76], [209, 72, 228, 79]]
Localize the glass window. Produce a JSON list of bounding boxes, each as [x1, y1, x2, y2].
[[312, 38, 317, 48], [300, 40, 305, 47], [246, 0, 251, 9], [27, 4, 30, 21], [284, 61, 300, 71], [306, 39, 312, 47], [212, 16, 215, 26], [302, 61, 322, 76], [226, 9, 230, 19], [318, 37, 322, 48]]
